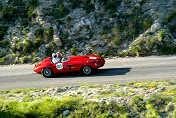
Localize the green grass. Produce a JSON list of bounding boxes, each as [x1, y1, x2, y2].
[[0, 97, 129, 118]]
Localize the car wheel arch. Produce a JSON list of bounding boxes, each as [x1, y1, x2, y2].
[[81, 65, 92, 75], [42, 68, 53, 78]]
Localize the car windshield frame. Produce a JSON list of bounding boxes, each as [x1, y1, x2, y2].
[[61, 56, 72, 63]]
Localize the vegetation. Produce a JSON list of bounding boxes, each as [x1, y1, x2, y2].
[[0, 80, 176, 117], [19, 56, 28, 64], [0, 0, 176, 64], [0, 57, 6, 64], [0, 26, 8, 40]]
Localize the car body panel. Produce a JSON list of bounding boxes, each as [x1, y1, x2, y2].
[[33, 55, 105, 75]]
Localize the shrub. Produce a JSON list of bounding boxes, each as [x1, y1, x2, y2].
[[129, 96, 146, 113], [51, 3, 69, 19], [157, 30, 165, 41], [82, 0, 95, 13], [0, 40, 9, 48], [106, 1, 121, 11], [118, 51, 133, 57], [71, 47, 77, 55], [158, 41, 176, 55], [99, 30, 105, 35], [32, 56, 37, 63], [166, 13, 175, 22], [28, 0, 39, 9], [1, 6, 16, 21], [34, 28, 44, 38], [0, 57, 6, 63], [143, 18, 152, 28], [27, 10, 37, 19], [66, 16, 72, 22], [20, 56, 28, 64], [24, 39, 32, 47], [21, 18, 29, 26], [149, 93, 171, 110], [0, 53, 5, 58], [0, 2, 3, 10], [23, 39, 32, 53], [44, 28, 53, 42], [145, 107, 160, 118], [14, 59, 19, 64], [168, 24, 176, 38], [34, 37, 42, 48], [0, 26, 8, 40]]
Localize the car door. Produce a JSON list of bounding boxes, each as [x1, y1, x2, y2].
[[52, 62, 67, 73]]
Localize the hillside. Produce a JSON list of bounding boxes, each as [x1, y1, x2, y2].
[[0, 0, 176, 64]]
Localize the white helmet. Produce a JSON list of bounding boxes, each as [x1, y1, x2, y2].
[[52, 53, 57, 57]]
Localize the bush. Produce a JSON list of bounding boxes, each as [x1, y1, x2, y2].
[[66, 16, 72, 22], [0, 2, 3, 10], [27, 10, 37, 19], [157, 30, 165, 41], [20, 56, 28, 64], [21, 18, 29, 26], [143, 18, 152, 28], [23, 39, 32, 53], [34, 28, 44, 38], [105, 1, 121, 12], [145, 107, 160, 118], [0, 26, 8, 40], [0, 57, 6, 63], [1, 6, 16, 21], [16, 42, 23, 51], [71, 47, 77, 55], [34, 37, 42, 48], [0, 53, 5, 58], [158, 43, 176, 55], [82, 0, 95, 13], [28, 0, 39, 9], [166, 13, 175, 22], [0, 40, 9, 48], [44, 28, 53, 42], [129, 96, 146, 113], [51, 3, 69, 19]]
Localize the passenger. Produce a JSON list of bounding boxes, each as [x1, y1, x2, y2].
[[52, 53, 61, 64], [57, 52, 63, 60]]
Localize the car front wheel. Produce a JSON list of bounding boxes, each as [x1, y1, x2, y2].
[[42, 68, 53, 78], [82, 66, 92, 75]]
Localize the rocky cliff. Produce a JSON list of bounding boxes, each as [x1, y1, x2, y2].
[[0, 0, 176, 64]]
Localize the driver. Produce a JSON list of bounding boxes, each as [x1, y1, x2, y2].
[[52, 53, 61, 64]]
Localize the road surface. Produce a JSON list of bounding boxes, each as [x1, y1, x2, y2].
[[0, 56, 176, 90]]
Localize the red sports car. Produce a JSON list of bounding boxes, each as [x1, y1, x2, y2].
[[33, 55, 105, 77]]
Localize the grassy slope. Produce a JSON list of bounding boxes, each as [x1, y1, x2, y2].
[[0, 80, 176, 118]]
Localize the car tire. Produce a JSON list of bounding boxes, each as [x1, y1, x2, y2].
[[42, 68, 53, 78], [82, 66, 92, 75]]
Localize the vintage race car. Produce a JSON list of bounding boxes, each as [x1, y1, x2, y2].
[[33, 55, 105, 77]]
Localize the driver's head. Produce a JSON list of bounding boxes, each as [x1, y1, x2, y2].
[[57, 52, 61, 58], [52, 53, 57, 58]]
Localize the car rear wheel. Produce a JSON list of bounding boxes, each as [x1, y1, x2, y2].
[[42, 68, 53, 78], [82, 66, 92, 75]]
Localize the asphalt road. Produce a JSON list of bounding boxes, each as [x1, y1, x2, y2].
[[0, 56, 176, 90]]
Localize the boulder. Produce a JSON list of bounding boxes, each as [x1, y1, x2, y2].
[[151, 22, 161, 33]]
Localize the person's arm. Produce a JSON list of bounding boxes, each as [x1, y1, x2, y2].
[[52, 58, 57, 64]]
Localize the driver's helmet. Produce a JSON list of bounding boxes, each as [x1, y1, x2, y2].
[[52, 53, 57, 58]]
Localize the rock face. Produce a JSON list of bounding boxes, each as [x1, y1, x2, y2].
[[0, 0, 176, 64]]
